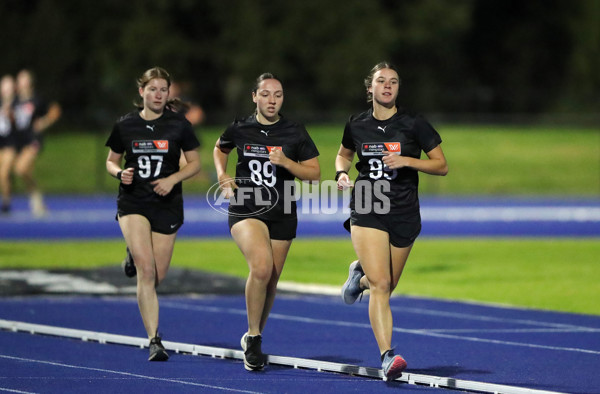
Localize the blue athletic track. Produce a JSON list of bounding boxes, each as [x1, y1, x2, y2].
[[1, 294, 599, 393], [1, 195, 599, 239], [1, 195, 599, 393]]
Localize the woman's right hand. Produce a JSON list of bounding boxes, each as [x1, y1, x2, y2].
[[218, 174, 236, 199], [337, 173, 354, 191], [120, 167, 135, 185]]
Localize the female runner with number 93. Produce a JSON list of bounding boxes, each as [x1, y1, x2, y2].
[[336, 62, 448, 381], [213, 73, 320, 371]]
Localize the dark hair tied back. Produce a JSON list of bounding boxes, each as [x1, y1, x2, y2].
[[253, 72, 280, 93]]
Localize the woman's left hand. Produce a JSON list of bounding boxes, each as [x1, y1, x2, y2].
[[381, 151, 408, 170], [151, 177, 176, 196], [269, 147, 289, 167]]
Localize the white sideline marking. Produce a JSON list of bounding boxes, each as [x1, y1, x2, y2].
[[3, 205, 600, 223], [0, 271, 122, 294], [0, 319, 563, 394], [422, 207, 600, 222], [277, 281, 340, 295]]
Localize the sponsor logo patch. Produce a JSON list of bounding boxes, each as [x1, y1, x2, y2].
[[132, 140, 169, 153], [361, 142, 401, 156], [243, 144, 282, 158]]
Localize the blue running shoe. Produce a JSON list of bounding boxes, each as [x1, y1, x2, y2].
[[341, 260, 364, 304], [381, 350, 407, 381]]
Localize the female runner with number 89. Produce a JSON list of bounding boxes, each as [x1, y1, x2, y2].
[[213, 73, 320, 371]]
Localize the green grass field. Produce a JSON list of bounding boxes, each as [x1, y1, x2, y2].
[[1, 238, 598, 316], [3, 123, 599, 316], [25, 124, 600, 195]]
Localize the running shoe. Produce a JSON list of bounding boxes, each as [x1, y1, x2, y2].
[[240, 333, 265, 371], [30, 191, 47, 218], [240, 332, 248, 351], [122, 247, 137, 278], [148, 335, 169, 361], [381, 350, 407, 381], [341, 260, 364, 304]]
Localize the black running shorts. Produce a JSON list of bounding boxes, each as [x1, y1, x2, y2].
[[346, 210, 421, 248], [117, 200, 183, 235], [229, 215, 297, 241]]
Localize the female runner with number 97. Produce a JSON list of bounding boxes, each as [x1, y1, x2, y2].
[[105, 67, 201, 362]]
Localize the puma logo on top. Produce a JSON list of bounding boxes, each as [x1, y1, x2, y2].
[[260, 130, 269, 136], [146, 124, 156, 132], [377, 126, 387, 132]]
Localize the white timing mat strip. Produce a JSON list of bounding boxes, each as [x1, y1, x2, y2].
[[0, 319, 563, 394]]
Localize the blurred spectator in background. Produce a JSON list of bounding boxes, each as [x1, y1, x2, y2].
[[169, 80, 205, 127], [170, 80, 208, 180], [12, 69, 61, 217], [0, 74, 16, 213]]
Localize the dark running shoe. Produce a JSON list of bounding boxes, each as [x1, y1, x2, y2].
[[241, 333, 265, 371], [341, 260, 364, 304], [148, 335, 169, 361], [381, 350, 407, 381], [122, 247, 137, 278]]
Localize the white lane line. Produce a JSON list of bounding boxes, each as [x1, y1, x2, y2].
[[0, 387, 37, 394], [389, 305, 598, 330], [424, 328, 600, 334], [273, 294, 599, 331], [159, 301, 600, 355], [392, 327, 600, 355], [0, 354, 259, 393], [0, 320, 563, 394]]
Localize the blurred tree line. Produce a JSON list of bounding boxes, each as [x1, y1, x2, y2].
[[0, 0, 598, 128]]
